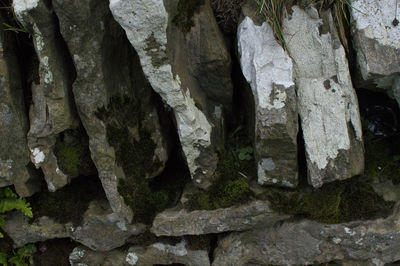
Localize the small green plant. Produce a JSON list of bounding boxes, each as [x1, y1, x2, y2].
[[0, 188, 32, 238], [0, 244, 36, 266], [0, 188, 35, 266], [55, 140, 85, 178]]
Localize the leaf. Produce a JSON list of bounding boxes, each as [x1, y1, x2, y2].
[[0, 188, 17, 200], [0, 198, 33, 218], [0, 253, 7, 266]]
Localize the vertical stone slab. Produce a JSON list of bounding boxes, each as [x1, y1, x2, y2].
[[0, 26, 38, 196], [237, 15, 298, 187], [283, 6, 364, 187], [351, 0, 400, 106], [13, 0, 76, 191], [110, 0, 233, 189], [52, 0, 168, 222]]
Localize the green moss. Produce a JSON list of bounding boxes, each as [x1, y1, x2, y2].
[[96, 95, 179, 224], [55, 141, 85, 178], [29, 176, 105, 225], [186, 126, 255, 211], [172, 0, 205, 33], [263, 177, 394, 224]]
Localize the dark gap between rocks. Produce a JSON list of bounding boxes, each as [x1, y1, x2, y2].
[[33, 238, 76, 266], [28, 174, 106, 226], [297, 115, 309, 188]]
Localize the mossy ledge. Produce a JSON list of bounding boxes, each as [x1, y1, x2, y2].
[[29, 175, 106, 225], [261, 177, 394, 224], [96, 95, 187, 224]]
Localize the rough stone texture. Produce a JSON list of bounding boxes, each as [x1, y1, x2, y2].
[[52, 0, 167, 222], [283, 6, 364, 187], [4, 200, 145, 251], [213, 207, 400, 265], [151, 200, 289, 236], [238, 13, 298, 187], [69, 241, 210, 266], [351, 0, 400, 105], [13, 0, 76, 192], [0, 25, 39, 196], [110, 0, 232, 189]]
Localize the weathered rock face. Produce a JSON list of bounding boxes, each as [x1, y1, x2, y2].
[[51, 0, 168, 222], [351, 0, 400, 106], [0, 27, 38, 196], [69, 240, 210, 266], [110, 0, 233, 189], [4, 200, 145, 251], [13, 0, 77, 192], [237, 3, 298, 187], [151, 200, 289, 236], [213, 208, 400, 265], [283, 6, 364, 187]]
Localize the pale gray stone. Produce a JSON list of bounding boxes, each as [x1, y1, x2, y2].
[[351, 0, 400, 103], [4, 200, 145, 251], [237, 14, 298, 188], [69, 241, 210, 266], [13, 0, 75, 192], [52, 0, 168, 222], [213, 207, 400, 265], [0, 21, 39, 196], [151, 200, 289, 236], [110, 0, 232, 189], [283, 6, 364, 187]]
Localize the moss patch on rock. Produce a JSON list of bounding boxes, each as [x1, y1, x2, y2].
[[96, 95, 184, 224], [172, 0, 205, 33], [29, 175, 105, 225], [262, 177, 394, 224], [186, 126, 255, 210], [55, 141, 84, 178]]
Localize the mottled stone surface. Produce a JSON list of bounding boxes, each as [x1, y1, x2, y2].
[[0, 26, 38, 196], [283, 6, 364, 187], [4, 200, 145, 251], [351, 0, 400, 105], [13, 0, 76, 192], [238, 13, 298, 187], [69, 240, 210, 266], [110, 0, 232, 189], [151, 200, 289, 236], [213, 208, 400, 265], [52, 0, 167, 222]]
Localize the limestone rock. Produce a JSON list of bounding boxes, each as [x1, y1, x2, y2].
[[52, 0, 168, 222], [13, 0, 76, 192], [151, 200, 289, 236], [0, 26, 38, 196], [4, 200, 145, 251], [69, 241, 210, 266], [213, 209, 400, 265], [351, 0, 400, 106], [283, 6, 364, 187], [237, 13, 298, 187], [110, 0, 233, 189]]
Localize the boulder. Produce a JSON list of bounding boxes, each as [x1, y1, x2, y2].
[[151, 200, 289, 236], [4, 200, 145, 251], [283, 6, 364, 187], [237, 2, 298, 188], [69, 240, 210, 266], [351, 0, 400, 106], [109, 0, 233, 189], [13, 0, 76, 192], [213, 208, 400, 265], [52, 0, 168, 222]]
